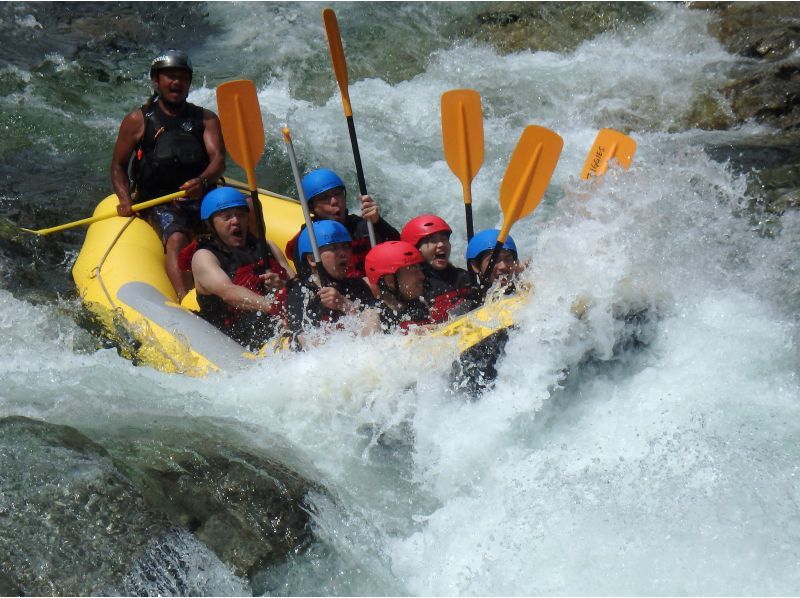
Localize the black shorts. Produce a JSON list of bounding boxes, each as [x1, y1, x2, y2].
[[144, 200, 202, 246]]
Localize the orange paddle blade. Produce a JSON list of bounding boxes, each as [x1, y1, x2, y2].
[[441, 89, 484, 205], [580, 128, 636, 179], [498, 125, 563, 240], [216, 79, 265, 190], [323, 8, 353, 117]]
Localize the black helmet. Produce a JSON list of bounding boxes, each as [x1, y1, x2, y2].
[[149, 49, 193, 79]]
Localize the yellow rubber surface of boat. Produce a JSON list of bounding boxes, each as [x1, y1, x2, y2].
[[430, 290, 528, 353], [72, 190, 305, 376]]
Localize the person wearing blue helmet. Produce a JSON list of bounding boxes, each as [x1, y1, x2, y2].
[[284, 168, 400, 278], [466, 229, 520, 289], [111, 49, 226, 301], [447, 228, 525, 318], [284, 219, 377, 349], [191, 187, 295, 349]]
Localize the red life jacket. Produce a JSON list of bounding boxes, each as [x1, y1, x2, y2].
[[195, 236, 289, 346]]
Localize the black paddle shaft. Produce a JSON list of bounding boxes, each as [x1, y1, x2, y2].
[[465, 204, 475, 241], [345, 115, 377, 247], [249, 189, 270, 275], [478, 241, 504, 297]]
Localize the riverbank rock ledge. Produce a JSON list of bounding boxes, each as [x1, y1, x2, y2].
[[0, 416, 319, 595]]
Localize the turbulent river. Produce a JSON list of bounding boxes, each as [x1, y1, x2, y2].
[[1, 2, 799, 596]]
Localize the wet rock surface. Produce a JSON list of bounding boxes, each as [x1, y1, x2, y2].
[[0, 416, 320, 594], [0, 416, 174, 595], [461, 2, 656, 54], [102, 423, 319, 578], [700, 2, 800, 219]]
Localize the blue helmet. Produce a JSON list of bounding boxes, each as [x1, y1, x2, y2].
[[302, 168, 346, 201], [466, 229, 518, 262], [297, 220, 352, 258], [200, 187, 249, 220]]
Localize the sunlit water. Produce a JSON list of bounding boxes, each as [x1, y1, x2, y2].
[[1, 2, 798, 595]]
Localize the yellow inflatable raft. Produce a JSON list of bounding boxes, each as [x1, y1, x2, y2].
[[72, 188, 528, 376]]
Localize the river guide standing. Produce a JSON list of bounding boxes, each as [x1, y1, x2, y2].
[[110, 49, 226, 301]]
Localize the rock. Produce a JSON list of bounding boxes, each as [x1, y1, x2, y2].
[[0, 416, 323, 594], [105, 424, 319, 577], [724, 62, 800, 130], [702, 1, 800, 61], [464, 2, 656, 54], [0, 416, 176, 595], [692, 2, 800, 216]]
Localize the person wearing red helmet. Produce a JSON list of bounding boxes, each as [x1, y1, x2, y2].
[[364, 241, 434, 333], [284, 168, 400, 278], [400, 214, 472, 322], [285, 220, 377, 349]]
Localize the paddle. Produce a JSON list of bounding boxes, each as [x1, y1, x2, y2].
[[21, 190, 186, 235], [580, 128, 636, 179], [216, 79, 269, 268], [282, 127, 330, 286], [322, 7, 377, 248], [480, 125, 563, 290], [441, 89, 484, 241]]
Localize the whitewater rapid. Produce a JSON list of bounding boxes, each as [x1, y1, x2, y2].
[[2, 2, 798, 595]]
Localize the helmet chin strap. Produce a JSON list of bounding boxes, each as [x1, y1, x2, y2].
[[379, 275, 404, 304]]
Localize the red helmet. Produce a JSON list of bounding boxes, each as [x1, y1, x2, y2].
[[400, 214, 452, 247], [365, 241, 425, 286]]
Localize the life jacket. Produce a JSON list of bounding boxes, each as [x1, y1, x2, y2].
[[131, 100, 209, 200], [379, 299, 432, 334], [195, 236, 289, 348], [284, 275, 376, 347], [422, 263, 472, 323]]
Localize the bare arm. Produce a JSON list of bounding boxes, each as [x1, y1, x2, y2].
[[110, 109, 145, 216], [192, 249, 275, 313], [179, 109, 226, 200]]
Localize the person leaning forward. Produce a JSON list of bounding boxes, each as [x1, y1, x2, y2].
[[191, 188, 295, 351], [110, 49, 225, 301]]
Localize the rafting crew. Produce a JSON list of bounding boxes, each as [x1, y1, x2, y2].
[[111, 49, 225, 301], [285, 168, 400, 278], [400, 214, 472, 322], [285, 220, 377, 349], [191, 188, 295, 350]]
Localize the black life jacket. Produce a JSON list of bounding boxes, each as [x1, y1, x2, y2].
[[378, 299, 432, 333], [422, 263, 472, 323], [132, 100, 209, 200], [284, 275, 376, 346], [195, 236, 289, 349]]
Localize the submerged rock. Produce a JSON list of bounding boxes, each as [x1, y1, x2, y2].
[[102, 422, 319, 578], [0, 416, 176, 595], [0, 416, 321, 594]]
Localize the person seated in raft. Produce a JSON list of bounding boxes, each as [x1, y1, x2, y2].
[[449, 228, 525, 316], [190, 187, 295, 350], [111, 49, 225, 301], [400, 214, 472, 323], [285, 220, 377, 350], [284, 168, 400, 278], [364, 241, 435, 334]]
